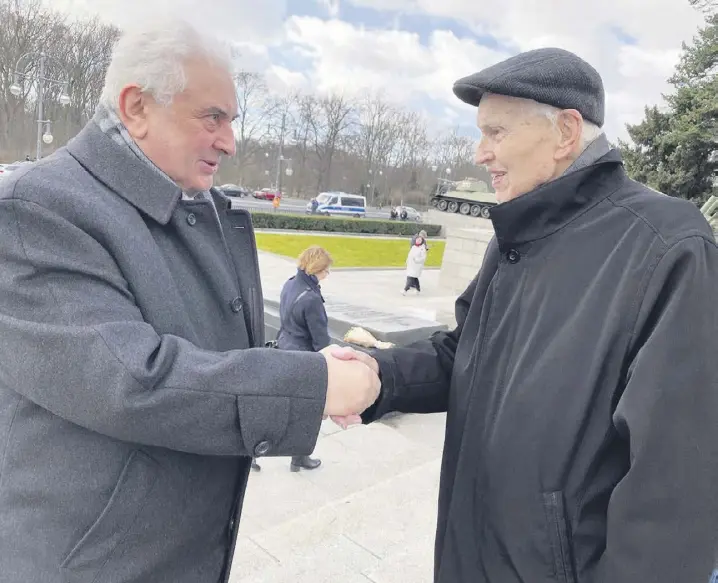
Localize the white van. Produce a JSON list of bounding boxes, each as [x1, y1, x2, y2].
[[306, 192, 367, 218]]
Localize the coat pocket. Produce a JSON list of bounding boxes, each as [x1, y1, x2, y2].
[[60, 450, 159, 582], [542, 491, 577, 583]]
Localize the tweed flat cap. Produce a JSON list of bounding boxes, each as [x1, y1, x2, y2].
[[452, 47, 605, 127]]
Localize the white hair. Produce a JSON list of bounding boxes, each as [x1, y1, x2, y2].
[[100, 17, 234, 110], [524, 99, 604, 149]]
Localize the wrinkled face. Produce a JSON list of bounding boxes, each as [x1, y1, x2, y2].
[[475, 94, 564, 203], [125, 57, 238, 193]]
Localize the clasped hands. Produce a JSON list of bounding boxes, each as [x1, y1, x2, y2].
[[320, 344, 380, 429]]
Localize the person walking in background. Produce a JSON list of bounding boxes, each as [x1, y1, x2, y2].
[[403, 236, 427, 295], [276, 246, 333, 472], [272, 194, 280, 212]]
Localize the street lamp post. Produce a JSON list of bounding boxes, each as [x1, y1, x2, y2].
[[379, 169, 390, 205], [274, 112, 294, 196], [10, 52, 71, 160]]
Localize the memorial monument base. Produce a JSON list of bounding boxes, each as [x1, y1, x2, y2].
[[425, 208, 492, 236], [439, 225, 494, 295], [264, 298, 448, 348]]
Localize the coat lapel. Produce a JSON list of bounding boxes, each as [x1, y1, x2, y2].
[[66, 121, 182, 225]]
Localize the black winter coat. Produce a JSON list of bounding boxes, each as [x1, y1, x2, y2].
[[277, 269, 331, 352], [364, 150, 718, 583]]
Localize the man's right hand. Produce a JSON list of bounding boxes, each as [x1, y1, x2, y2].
[[321, 345, 380, 417]]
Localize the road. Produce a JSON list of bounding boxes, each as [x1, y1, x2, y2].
[[229, 195, 392, 220]]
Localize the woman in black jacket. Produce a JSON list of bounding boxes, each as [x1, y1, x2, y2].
[[277, 245, 333, 471]]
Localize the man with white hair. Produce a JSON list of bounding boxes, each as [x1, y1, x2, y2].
[[0, 18, 379, 582], [342, 48, 718, 582]]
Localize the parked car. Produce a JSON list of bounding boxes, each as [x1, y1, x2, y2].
[[218, 184, 250, 197], [253, 187, 282, 201], [391, 205, 422, 222], [307, 192, 366, 218], [400, 206, 423, 222]]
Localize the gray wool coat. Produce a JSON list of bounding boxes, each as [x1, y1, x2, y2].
[[0, 121, 328, 582]]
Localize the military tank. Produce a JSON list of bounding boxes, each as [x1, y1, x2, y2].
[[430, 178, 497, 219]]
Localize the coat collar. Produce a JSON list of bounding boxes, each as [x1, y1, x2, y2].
[[297, 269, 321, 291], [490, 149, 624, 251], [66, 121, 182, 225]]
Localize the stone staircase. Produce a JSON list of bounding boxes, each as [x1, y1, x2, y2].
[[228, 413, 446, 583]]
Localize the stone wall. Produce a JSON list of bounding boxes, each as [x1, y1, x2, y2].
[[264, 297, 447, 347], [425, 208, 491, 236], [438, 225, 494, 295]]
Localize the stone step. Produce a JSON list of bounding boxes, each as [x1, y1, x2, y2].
[[228, 413, 447, 583]]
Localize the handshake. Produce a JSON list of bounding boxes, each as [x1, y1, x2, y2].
[[320, 344, 381, 429]]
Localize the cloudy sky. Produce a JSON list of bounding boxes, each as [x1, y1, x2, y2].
[[54, 0, 706, 141]]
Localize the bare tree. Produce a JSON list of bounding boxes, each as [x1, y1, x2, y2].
[[353, 94, 395, 170], [60, 18, 118, 125], [43, 16, 118, 147], [287, 95, 316, 194], [306, 94, 356, 191], [0, 0, 66, 156], [391, 111, 430, 192], [347, 93, 407, 201], [394, 111, 429, 169], [434, 128, 476, 173], [226, 72, 275, 183]]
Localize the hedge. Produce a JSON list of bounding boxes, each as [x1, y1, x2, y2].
[[248, 211, 442, 236]]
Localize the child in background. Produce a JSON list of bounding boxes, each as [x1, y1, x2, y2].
[[403, 236, 427, 295]]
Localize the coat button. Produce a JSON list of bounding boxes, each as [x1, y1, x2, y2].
[[230, 297, 242, 313], [507, 248, 520, 263], [229, 517, 236, 532], [187, 213, 197, 226], [254, 441, 271, 456]]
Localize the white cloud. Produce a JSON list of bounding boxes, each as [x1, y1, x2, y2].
[[284, 17, 508, 105], [265, 65, 310, 94], [293, 0, 705, 140], [51, 0, 707, 141], [231, 43, 273, 75], [51, 0, 280, 96], [51, 0, 288, 45]]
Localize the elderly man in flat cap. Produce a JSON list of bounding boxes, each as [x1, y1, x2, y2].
[[337, 47, 718, 582]]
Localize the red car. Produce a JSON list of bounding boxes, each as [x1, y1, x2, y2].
[[253, 188, 282, 201]]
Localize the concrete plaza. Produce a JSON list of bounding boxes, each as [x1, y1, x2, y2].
[[227, 250, 458, 583]]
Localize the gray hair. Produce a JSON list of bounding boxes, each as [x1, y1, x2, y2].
[[100, 17, 234, 110], [524, 99, 604, 149]]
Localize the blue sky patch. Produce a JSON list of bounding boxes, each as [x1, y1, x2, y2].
[[608, 25, 638, 45]]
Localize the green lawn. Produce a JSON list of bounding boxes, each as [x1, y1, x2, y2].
[[255, 233, 445, 268]]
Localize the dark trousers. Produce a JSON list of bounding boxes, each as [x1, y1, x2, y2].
[[404, 276, 421, 292]]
